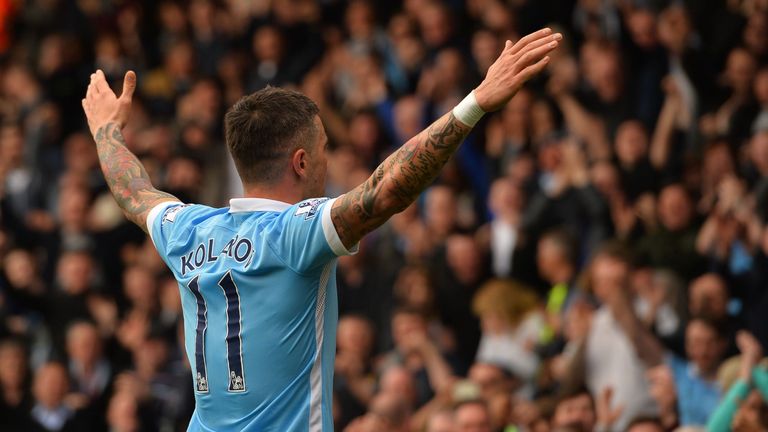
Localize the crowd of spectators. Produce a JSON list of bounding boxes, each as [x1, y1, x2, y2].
[[1, 0, 768, 431]]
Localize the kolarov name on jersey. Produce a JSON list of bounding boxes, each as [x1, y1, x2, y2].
[[180, 235, 254, 276]]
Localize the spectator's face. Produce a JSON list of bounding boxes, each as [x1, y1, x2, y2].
[[123, 266, 157, 309], [160, 277, 182, 314], [725, 49, 757, 94], [471, 30, 500, 74], [537, 237, 567, 283], [57, 252, 93, 295], [0, 126, 23, 167], [469, 363, 507, 400], [346, 1, 375, 39], [590, 161, 620, 200], [750, 132, 768, 174], [552, 393, 595, 431], [480, 1, 513, 33], [488, 178, 523, 217], [394, 96, 424, 139], [158, 2, 187, 33], [189, 0, 214, 31], [64, 133, 99, 173], [0, 343, 27, 388], [754, 69, 768, 105], [537, 141, 563, 172], [434, 49, 465, 92], [507, 153, 535, 185], [33, 364, 69, 409], [702, 143, 735, 187], [591, 255, 629, 303], [657, 185, 692, 231], [627, 421, 665, 432], [501, 90, 532, 134], [380, 367, 417, 407], [349, 113, 379, 157], [2, 66, 36, 100], [615, 121, 648, 166], [446, 235, 483, 285], [107, 391, 139, 432], [455, 403, 492, 432], [4, 249, 36, 288], [391, 313, 426, 351], [58, 186, 90, 229], [337, 316, 373, 357], [685, 320, 725, 375], [744, 13, 768, 57], [425, 186, 457, 237], [530, 100, 556, 142], [426, 411, 454, 432], [488, 392, 512, 430], [67, 323, 102, 367], [395, 268, 433, 310], [166, 157, 202, 193], [165, 42, 195, 76], [253, 26, 283, 62], [658, 5, 691, 53], [133, 338, 169, 376], [689, 274, 728, 319], [95, 34, 121, 62], [419, 4, 452, 48], [627, 9, 657, 49], [369, 390, 412, 431]]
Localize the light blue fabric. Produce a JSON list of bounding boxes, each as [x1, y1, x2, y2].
[[667, 355, 722, 427], [150, 197, 352, 431]]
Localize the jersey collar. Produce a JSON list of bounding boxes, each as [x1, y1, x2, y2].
[[229, 198, 292, 213]]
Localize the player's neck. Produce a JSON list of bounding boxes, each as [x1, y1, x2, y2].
[[241, 182, 303, 205]]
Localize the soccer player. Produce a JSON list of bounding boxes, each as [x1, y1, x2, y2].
[[82, 28, 561, 432]]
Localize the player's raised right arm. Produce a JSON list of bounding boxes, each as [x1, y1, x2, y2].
[[331, 28, 562, 249], [83, 70, 180, 234]]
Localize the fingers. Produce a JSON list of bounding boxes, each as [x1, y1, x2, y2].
[[120, 70, 137, 101], [515, 55, 551, 84], [508, 27, 554, 56], [94, 70, 109, 94], [511, 36, 560, 74], [88, 73, 100, 95], [513, 32, 562, 61]]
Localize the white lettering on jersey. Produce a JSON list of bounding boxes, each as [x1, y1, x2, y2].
[[180, 236, 254, 276]]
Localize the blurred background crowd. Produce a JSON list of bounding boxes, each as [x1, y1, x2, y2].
[[1, 0, 768, 431]]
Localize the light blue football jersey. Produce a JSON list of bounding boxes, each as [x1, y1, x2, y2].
[[147, 197, 356, 432]]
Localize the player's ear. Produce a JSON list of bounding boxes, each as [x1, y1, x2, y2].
[[291, 148, 308, 180]]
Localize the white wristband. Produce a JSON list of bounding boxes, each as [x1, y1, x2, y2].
[[452, 91, 485, 127]]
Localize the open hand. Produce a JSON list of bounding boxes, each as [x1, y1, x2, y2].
[[82, 70, 137, 136], [737, 330, 763, 364], [474, 28, 562, 112]]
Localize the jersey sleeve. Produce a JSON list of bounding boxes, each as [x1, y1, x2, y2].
[[147, 201, 193, 256], [265, 197, 358, 273]]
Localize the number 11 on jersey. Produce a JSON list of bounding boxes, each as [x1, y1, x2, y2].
[[187, 271, 246, 394]]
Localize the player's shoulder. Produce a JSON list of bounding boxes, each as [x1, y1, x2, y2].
[[283, 197, 332, 220], [155, 202, 226, 226]]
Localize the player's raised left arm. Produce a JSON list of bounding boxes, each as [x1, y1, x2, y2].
[[331, 28, 562, 249], [82, 70, 179, 233]]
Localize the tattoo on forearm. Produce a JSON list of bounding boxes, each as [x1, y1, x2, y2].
[[332, 112, 471, 247], [94, 122, 177, 232]]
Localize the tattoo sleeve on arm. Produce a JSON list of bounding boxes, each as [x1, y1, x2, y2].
[[94, 122, 178, 233], [331, 112, 472, 248]]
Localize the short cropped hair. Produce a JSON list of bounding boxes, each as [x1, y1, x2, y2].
[[224, 86, 319, 185]]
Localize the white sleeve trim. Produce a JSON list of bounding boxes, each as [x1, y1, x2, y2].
[[146, 201, 182, 247], [321, 197, 359, 256]]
